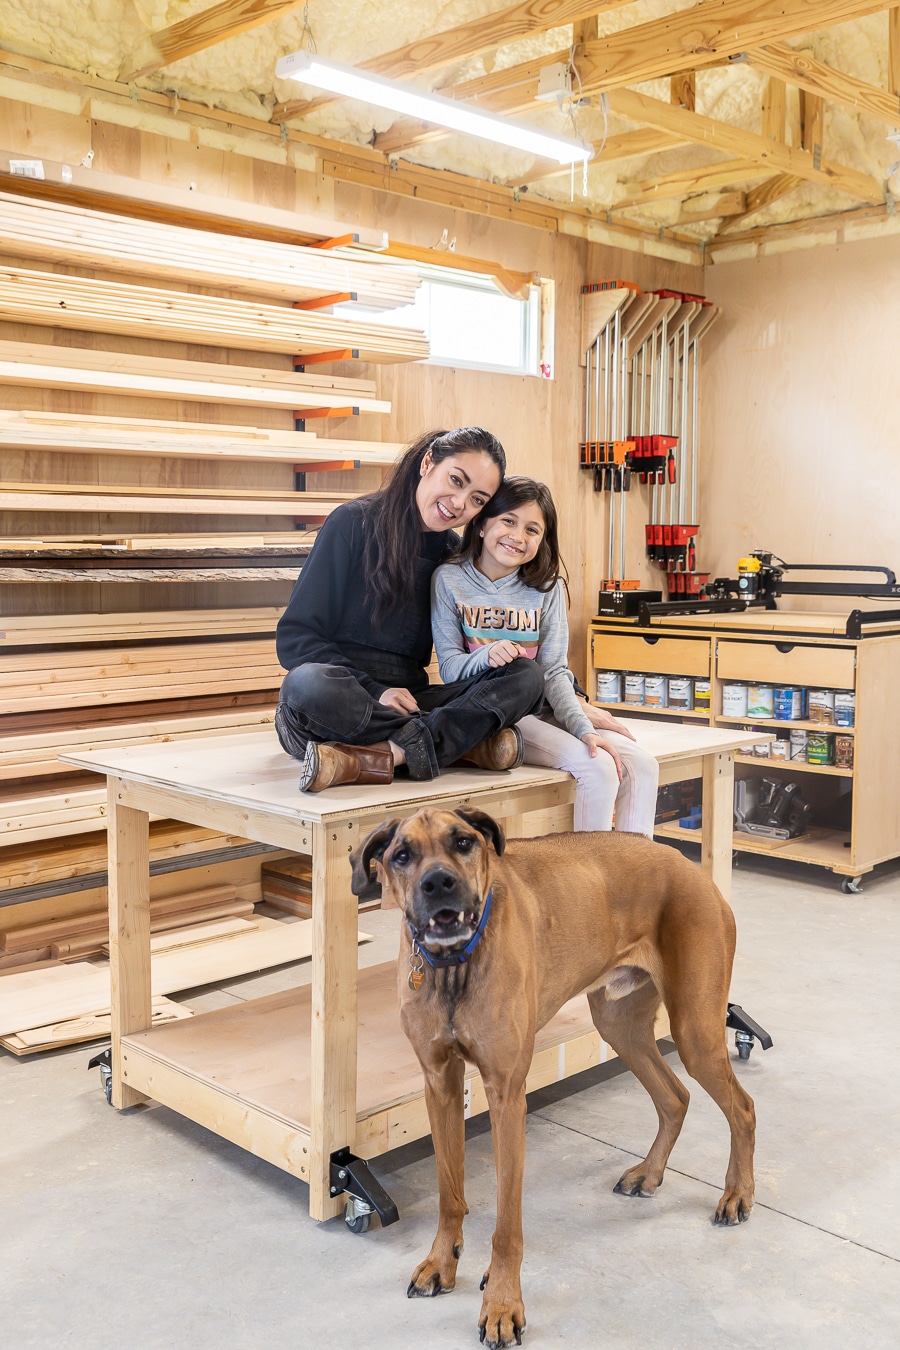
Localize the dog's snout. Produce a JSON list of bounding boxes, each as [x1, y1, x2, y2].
[[419, 867, 459, 899]]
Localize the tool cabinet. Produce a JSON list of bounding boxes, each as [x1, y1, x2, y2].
[[587, 609, 900, 889]]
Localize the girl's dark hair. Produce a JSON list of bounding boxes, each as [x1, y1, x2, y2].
[[364, 427, 506, 622], [457, 476, 569, 597]]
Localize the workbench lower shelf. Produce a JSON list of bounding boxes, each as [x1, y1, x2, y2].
[[656, 821, 856, 874], [119, 960, 650, 1183]]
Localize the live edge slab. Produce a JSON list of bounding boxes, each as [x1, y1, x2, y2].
[[62, 722, 769, 1223]]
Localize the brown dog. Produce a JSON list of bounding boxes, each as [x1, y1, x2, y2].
[[352, 807, 756, 1349]]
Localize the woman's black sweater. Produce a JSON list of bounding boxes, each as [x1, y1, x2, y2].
[[275, 499, 456, 698]]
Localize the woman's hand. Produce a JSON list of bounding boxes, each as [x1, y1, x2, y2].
[[487, 639, 526, 668], [379, 687, 420, 714], [581, 733, 623, 780], [584, 703, 636, 741]]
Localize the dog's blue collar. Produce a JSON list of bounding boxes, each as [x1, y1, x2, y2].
[[410, 888, 493, 968]]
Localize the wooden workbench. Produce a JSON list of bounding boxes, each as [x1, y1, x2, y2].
[[64, 721, 769, 1223]]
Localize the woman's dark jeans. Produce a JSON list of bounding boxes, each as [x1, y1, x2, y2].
[[275, 658, 545, 780]]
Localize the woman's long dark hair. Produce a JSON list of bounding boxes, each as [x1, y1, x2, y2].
[[364, 427, 506, 623], [456, 476, 569, 597]]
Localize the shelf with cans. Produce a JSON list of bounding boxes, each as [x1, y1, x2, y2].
[[587, 608, 900, 889]]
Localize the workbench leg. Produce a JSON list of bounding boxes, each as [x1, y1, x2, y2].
[[702, 751, 734, 903], [309, 821, 360, 1221], [107, 777, 151, 1109]]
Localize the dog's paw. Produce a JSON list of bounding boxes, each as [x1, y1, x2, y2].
[[613, 1165, 661, 1198], [713, 1188, 753, 1226], [407, 1255, 456, 1298], [478, 1299, 525, 1349]]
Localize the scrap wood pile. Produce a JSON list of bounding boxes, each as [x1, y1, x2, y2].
[[0, 849, 370, 1054]]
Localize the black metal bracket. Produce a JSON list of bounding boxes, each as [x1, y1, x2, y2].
[[726, 1003, 773, 1060], [329, 1148, 399, 1227], [87, 1046, 112, 1072]]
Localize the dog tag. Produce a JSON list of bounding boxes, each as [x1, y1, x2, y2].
[[408, 968, 425, 991]]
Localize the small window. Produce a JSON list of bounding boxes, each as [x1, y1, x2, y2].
[[337, 264, 550, 378]]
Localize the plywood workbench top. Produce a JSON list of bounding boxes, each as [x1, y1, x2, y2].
[[62, 723, 770, 825]]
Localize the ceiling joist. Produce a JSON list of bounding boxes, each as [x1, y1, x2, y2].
[[519, 129, 688, 183], [606, 88, 885, 204], [744, 42, 900, 130], [716, 172, 805, 233], [612, 158, 770, 211], [575, 0, 897, 95], [673, 190, 747, 225], [273, 0, 633, 123], [120, 0, 307, 84]]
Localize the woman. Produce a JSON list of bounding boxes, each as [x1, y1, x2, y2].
[[276, 427, 545, 792], [432, 476, 659, 836]]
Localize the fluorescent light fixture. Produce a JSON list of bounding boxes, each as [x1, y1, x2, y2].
[[276, 50, 591, 164]]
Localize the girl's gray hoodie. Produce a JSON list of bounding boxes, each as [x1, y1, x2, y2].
[[431, 559, 592, 742]]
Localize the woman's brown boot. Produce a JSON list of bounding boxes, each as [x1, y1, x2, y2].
[[299, 741, 394, 793]]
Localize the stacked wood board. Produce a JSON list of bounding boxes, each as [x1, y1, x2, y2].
[[0, 183, 412, 885], [0, 410, 405, 465], [0, 609, 282, 844], [0, 190, 420, 309], [0, 344, 398, 416], [0, 266, 429, 362], [0, 909, 373, 1054]]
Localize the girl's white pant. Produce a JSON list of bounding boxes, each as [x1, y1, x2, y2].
[[518, 714, 660, 837]]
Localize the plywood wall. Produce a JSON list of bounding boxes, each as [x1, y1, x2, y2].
[[701, 238, 900, 604], [328, 182, 703, 673], [0, 95, 703, 673]]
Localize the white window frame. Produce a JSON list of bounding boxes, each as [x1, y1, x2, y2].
[[337, 262, 555, 380]]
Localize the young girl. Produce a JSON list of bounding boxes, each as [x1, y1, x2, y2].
[[431, 476, 659, 835]]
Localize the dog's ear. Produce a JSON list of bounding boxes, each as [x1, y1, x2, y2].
[[349, 818, 401, 896], [454, 807, 505, 856]]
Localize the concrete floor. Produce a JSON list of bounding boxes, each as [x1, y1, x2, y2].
[[1, 850, 899, 1350]]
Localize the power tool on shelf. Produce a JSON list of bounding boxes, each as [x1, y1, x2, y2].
[[636, 550, 900, 639]]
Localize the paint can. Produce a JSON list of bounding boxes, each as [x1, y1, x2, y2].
[[789, 730, 808, 760], [834, 734, 854, 769], [692, 679, 711, 712], [833, 692, 856, 727], [773, 687, 802, 721], [806, 732, 834, 765], [667, 677, 693, 709], [644, 675, 668, 708], [623, 673, 645, 705], [770, 738, 788, 760], [596, 670, 621, 703], [721, 683, 748, 717], [747, 685, 775, 719], [753, 740, 771, 757], [808, 690, 835, 724]]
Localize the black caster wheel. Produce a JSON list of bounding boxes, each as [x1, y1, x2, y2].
[[103, 1073, 113, 1105], [732, 851, 741, 867], [736, 1040, 752, 1060], [344, 1200, 372, 1234], [840, 877, 863, 895]]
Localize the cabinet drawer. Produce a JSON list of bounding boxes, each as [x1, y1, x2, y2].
[[592, 632, 710, 678], [717, 640, 855, 690]]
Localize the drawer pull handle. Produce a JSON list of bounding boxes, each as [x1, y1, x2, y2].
[[775, 643, 795, 654], [641, 636, 660, 646]]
